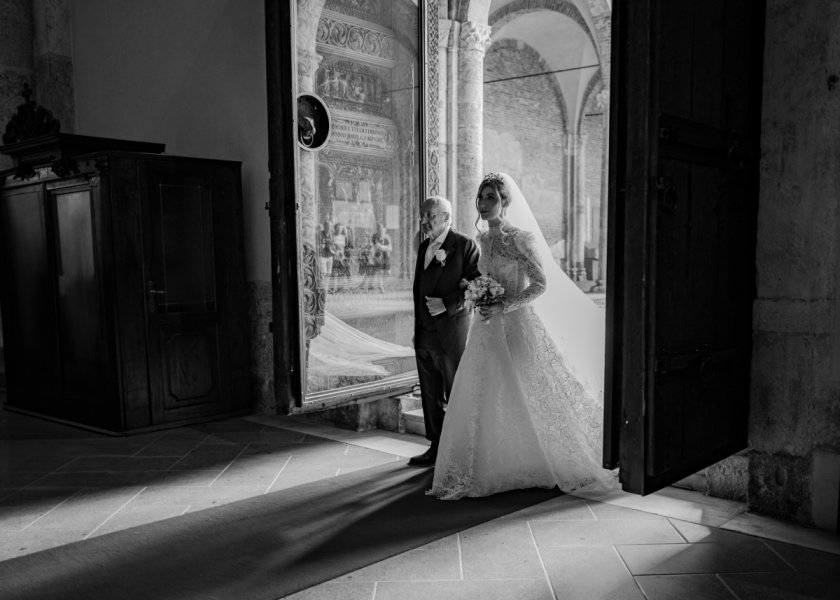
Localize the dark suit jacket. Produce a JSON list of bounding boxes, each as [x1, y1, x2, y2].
[[413, 229, 480, 358]]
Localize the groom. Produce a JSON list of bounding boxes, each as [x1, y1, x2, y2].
[[409, 196, 480, 466]]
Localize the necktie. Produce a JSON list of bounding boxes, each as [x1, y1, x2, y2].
[[424, 241, 440, 269]]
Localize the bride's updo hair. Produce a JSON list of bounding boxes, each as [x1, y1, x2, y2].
[[475, 172, 513, 236]]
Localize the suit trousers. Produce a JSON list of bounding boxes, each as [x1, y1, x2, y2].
[[414, 325, 461, 447]]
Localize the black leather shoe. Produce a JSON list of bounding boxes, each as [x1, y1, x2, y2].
[[408, 447, 437, 466]]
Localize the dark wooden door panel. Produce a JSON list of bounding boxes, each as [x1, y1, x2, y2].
[[607, 0, 763, 494], [0, 186, 60, 412], [50, 184, 114, 426], [158, 321, 221, 415], [140, 159, 248, 425]]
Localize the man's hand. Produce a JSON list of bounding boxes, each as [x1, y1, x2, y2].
[[425, 296, 446, 316]]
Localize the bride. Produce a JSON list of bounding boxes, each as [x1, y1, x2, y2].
[[427, 172, 615, 500]]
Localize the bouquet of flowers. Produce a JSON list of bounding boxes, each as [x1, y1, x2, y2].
[[464, 275, 505, 311]]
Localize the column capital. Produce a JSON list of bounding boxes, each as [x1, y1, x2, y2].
[[595, 89, 610, 111], [439, 18, 457, 40], [459, 21, 492, 53]]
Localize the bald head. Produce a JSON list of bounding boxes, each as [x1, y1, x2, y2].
[[420, 196, 452, 240]]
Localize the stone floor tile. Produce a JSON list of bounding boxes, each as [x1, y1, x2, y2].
[[56, 455, 182, 472], [255, 415, 429, 458], [0, 487, 81, 530], [586, 501, 669, 521], [132, 484, 267, 506], [336, 534, 461, 582], [720, 571, 840, 600], [88, 502, 188, 536], [721, 512, 840, 555], [281, 581, 376, 600], [133, 436, 205, 456], [616, 539, 791, 575], [573, 486, 745, 527], [763, 539, 840, 580], [192, 419, 266, 433], [210, 451, 293, 487], [668, 518, 756, 544], [373, 579, 553, 600], [168, 445, 248, 470], [199, 430, 309, 445], [460, 520, 546, 580], [531, 516, 684, 547], [27, 469, 220, 488], [635, 574, 737, 600], [25, 486, 145, 531], [0, 455, 77, 473], [3, 438, 157, 458], [539, 545, 645, 600], [0, 471, 48, 487], [267, 467, 346, 492], [500, 494, 595, 522], [0, 527, 89, 560]]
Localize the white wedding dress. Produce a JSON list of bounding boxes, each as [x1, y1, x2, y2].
[[428, 175, 615, 500]]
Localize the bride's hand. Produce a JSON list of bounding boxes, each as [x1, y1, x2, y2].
[[479, 302, 504, 321], [459, 278, 469, 290]]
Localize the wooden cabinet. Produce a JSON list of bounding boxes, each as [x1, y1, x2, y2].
[[0, 135, 250, 433]]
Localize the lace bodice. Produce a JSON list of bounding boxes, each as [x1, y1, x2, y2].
[[478, 224, 546, 313]]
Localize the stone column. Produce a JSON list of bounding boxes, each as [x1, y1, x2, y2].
[[592, 89, 610, 291], [565, 133, 587, 281], [0, 0, 34, 170], [32, 0, 74, 133], [437, 18, 460, 206], [455, 21, 491, 233]]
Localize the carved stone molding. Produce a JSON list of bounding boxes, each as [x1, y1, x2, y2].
[[460, 21, 492, 53], [425, 0, 440, 196], [317, 10, 398, 67], [595, 88, 610, 111]]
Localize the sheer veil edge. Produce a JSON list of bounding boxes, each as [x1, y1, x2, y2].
[[493, 172, 606, 402]]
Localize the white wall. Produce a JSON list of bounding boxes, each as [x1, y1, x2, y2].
[[71, 0, 270, 282]]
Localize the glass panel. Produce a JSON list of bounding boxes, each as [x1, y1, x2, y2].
[[483, 4, 609, 305], [154, 184, 215, 313], [296, 0, 421, 399]]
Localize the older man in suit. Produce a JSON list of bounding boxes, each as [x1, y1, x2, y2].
[[409, 196, 480, 466]]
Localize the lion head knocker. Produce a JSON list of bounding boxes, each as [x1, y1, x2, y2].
[[298, 115, 316, 148], [296, 94, 331, 152]]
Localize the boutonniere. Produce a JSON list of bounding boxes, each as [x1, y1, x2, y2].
[[434, 248, 448, 267]]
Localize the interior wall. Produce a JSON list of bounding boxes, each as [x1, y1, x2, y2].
[[70, 0, 270, 283], [752, 0, 840, 527]]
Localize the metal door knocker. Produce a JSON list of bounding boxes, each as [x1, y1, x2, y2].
[[297, 93, 331, 151]]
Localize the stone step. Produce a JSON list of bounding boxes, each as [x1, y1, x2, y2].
[[404, 408, 426, 436]]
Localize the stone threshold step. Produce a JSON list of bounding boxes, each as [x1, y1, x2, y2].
[[404, 408, 425, 436]]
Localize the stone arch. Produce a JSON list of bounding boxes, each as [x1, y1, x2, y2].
[[485, 38, 569, 133], [489, 0, 596, 55], [578, 68, 603, 132], [487, 0, 611, 88]]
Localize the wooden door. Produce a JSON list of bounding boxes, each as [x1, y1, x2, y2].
[[605, 0, 765, 493], [139, 158, 248, 425], [0, 183, 61, 414], [48, 181, 111, 426]]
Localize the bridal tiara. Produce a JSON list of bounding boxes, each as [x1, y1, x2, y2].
[[481, 172, 504, 186]]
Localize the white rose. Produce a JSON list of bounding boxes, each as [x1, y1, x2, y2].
[[434, 248, 448, 266]]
